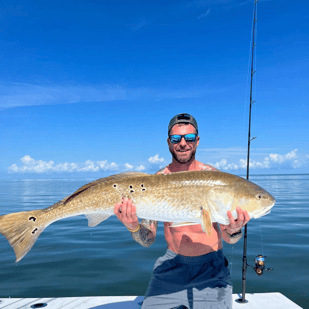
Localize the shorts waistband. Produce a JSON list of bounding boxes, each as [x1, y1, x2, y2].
[[165, 248, 225, 265]]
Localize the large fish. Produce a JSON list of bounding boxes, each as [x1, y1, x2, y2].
[[0, 171, 275, 262]]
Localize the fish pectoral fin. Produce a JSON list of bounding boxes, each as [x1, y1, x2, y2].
[[201, 209, 212, 236], [85, 213, 111, 227], [169, 222, 198, 227]]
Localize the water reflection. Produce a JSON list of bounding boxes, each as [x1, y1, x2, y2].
[[0, 175, 308, 308]]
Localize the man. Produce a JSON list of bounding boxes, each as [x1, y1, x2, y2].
[[114, 113, 250, 309]]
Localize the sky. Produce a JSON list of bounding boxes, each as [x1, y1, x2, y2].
[[0, 0, 308, 179]]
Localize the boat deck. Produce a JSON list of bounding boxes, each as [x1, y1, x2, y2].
[[0, 293, 303, 309]]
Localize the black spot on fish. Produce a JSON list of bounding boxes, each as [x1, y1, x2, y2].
[[29, 216, 36, 222], [30, 303, 47, 308], [32, 228, 38, 234]]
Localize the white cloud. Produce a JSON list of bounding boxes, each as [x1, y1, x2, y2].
[[0, 82, 224, 109], [213, 159, 239, 171], [268, 149, 297, 163], [210, 149, 308, 171], [125, 163, 134, 170], [8, 156, 119, 173], [8, 149, 307, 174], [199, 147, 281, 156], [8, 155, 147, 174], [108, 162, 119, 170], [135, 165, 146, 171], [131, 19, 149, 31], [148, 154, 165, 164], [125, 163, 146, 171], [0, 83, 128, 109], [198, 8, 210, 19], [21, 155, 35, 165], [239, 158, 270, 169]]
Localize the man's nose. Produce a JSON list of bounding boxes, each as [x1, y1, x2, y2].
[[179, 137, 187, 146]]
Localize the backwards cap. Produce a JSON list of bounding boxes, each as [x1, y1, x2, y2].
[[168, 113, 198, 134]]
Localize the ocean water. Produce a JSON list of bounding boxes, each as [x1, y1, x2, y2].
[[0, 174, 308, 308]]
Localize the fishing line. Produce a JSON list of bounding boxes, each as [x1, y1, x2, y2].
[[242, 4, 257, 138], [230, 244, 234, 278], [258, 218, 264, 257], [252, 2, 258, 130]]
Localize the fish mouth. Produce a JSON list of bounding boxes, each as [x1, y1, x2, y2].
[[252, 201, 275, 219], [261, 208, 271, 217]]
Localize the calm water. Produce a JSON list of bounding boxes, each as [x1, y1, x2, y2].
[[0, 175, 308, 308]]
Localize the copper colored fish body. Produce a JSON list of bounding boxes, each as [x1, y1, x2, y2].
[[0, 171, 275, 262]]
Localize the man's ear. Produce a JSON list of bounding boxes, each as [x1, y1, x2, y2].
[[167, 137, 171, 147], [195, 135, 200, 147]]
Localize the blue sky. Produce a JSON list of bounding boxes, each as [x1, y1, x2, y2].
[[1, 0, 308, 178]]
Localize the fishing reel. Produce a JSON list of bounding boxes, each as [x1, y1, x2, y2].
[[248, 255, 273, 276]]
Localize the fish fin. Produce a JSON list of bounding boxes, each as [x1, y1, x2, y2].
[[85, 213, 111, 227], [117, 171, 150, 177], [201, 209, 212, 236], [63, 172, 150, 205], [0, 209, 47, 263], [169, 222, 198, 227]]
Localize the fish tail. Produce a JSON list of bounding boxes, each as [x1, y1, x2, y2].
[[0, 209, 47, 262]]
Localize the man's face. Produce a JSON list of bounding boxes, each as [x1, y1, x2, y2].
[[167, 123, 200, 164]]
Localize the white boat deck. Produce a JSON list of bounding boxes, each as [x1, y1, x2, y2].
[[0, 293, 303, 309]]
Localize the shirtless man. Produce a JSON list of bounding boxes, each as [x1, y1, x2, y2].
[[114, 113, 250, 309]]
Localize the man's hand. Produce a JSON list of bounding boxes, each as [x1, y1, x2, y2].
[[114, 198, 140, 231], [220, 206, 250, 235]]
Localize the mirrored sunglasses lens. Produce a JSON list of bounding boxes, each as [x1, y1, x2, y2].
[[170, 135, 181, 143], [185, 134, 196, 142]]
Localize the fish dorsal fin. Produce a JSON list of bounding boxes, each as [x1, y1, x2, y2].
[[85, 213, 111, 227], [63, 179, 103, 205], [111, 171, 150, 179], [63, 171, 150, 205]]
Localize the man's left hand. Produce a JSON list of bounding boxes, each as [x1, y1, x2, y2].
[[219, 206, 251, 235]]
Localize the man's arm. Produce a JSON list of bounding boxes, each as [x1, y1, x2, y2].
[[219, 224, 243, 244], [219, 207, 250, 244], [130, 219, 158, 247], [203, 164, 242, 243], [204, 163, 243, 244], [114, 198, 158, 247], [114, 167, 167, 248]]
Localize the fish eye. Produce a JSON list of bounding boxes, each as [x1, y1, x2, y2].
[[256, 194, 261, 199]]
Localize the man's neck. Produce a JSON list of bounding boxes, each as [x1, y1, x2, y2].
[[168, 158, 199, 172]]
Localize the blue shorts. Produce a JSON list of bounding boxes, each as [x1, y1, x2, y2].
[[141, 248, 233, 309]]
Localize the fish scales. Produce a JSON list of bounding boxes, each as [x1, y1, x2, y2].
[[113, 172, 209, 222], [0, 171, 275, 262]]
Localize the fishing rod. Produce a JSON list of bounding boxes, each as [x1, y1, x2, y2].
[[236, 0, 272, 304]]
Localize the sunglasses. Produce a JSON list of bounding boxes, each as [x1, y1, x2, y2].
[[169, 133, 198, 144]]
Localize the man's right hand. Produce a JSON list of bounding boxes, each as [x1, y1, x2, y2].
[[114, 198, 140, 231]]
